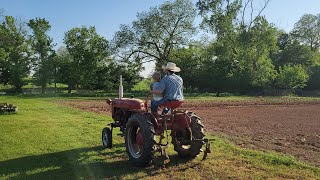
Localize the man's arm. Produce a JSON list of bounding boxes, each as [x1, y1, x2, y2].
[[150, 89, 162, 95], [150, 78, 166, 95]]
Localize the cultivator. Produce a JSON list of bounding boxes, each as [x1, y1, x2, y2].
[[0, 103, 17, 114], [101, 76, 210, 167]]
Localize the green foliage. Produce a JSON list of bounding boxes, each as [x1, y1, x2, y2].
[[63, 26, 109, 91], [28, 18, 55, 93], [55, 45, 141, 92], [55, 47, 74, 92], [93, 61, 142, 91], [197, 1, 278, 92], [0, 16, 31, 92], [291, 13, 320, 52], [113, 0, 196, 70], [250, 57, 276, 88], [169, 45, 206, 90], [273, 30, 320, 90], [131, 78, 151, 92], [197, 0, 241, 38], [307, 65, 320, 90], [274, 38, 317, 68], [2, 3, 320, 94], [235, 16, 278, 89], [275, 64, 309, 90]]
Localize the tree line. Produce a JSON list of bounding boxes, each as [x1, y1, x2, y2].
[[1, 0, 320, 95], [170, 0, 320, 95]]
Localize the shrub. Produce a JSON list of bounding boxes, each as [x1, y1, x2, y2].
[[275, 64, 309, 90]]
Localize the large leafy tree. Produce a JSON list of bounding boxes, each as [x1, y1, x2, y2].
[[94, 61, 142, 91], [274, 40, 316, 68], [56, 46, 141, 92], [113, 0, 196, 70], [273, 31, 320, 91], [0, 16, 31, 92], [291, 13, 320, 52], [169, 45, 206, 90], [235, 16, 278, 89], [63, 26, 109, 91], [28, 18, 55, 93], [55, 47, 74, 93], [197, 0, 276, 91]]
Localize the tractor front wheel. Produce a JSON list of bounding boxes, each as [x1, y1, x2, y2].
[[172, 112, 205, 158], [102, 127, 112, 149], [125, 114, 155, 166]]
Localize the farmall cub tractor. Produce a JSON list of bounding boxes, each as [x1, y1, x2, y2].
[[102, 76, 210, 166]]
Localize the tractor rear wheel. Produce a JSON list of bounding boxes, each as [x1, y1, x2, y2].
[[172, 112, 205, 158], [125, 114, 155, 166]]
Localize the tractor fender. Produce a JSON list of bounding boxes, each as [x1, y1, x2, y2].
[[140, 112, 159, 128], [172, 112, 192, 130]]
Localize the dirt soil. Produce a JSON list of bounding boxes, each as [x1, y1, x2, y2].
[[60, 99, 320, 167]]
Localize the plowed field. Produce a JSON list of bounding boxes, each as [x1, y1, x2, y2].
[[61, 99, 320, 166]]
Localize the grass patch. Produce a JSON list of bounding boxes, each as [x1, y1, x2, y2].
[[131, 79, 151, 92], [0, 96, 319, 179]]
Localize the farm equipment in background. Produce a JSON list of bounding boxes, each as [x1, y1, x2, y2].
[[102, 75, 210, 166], [0, 103, 17, 114]]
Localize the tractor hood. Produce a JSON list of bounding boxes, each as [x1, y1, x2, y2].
[[111, 98, 146, 110]]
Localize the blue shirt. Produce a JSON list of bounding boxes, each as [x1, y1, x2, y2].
[[152, 82, 163, 101], [157, 74, 184, 100]]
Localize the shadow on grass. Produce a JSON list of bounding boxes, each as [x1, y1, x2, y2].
[[0, 145, 148, 179], [0, 144, 205, 179]]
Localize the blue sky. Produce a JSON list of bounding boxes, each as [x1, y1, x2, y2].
[[1, 0, 319, 76], [2, 0, 319, 46], [1, 0, 166, 46]]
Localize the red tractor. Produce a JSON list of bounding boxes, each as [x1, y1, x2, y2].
[[102, 76, 210, 166]]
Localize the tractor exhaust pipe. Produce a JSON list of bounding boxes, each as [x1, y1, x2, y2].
[[119, 75, 123, 99]]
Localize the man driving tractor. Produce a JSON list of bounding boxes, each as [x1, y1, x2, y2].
[[150, 62, 184, 115], [103, 62, 209, 166]]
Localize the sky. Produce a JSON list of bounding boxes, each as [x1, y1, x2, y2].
[[1, 0, 320, 77]]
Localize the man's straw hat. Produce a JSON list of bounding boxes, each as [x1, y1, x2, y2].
[[162, 62, 181, 72]]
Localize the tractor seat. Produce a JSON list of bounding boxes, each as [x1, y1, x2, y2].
[[160, 100, 183, 109]]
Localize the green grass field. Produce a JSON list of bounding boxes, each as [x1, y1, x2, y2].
[[0, 96, 319, 179]]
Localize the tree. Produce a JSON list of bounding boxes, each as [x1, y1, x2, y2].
[[197, 0, 276, 92], [274, 40, 316, 67], [169, 45, 206, 91], [94, 61, 142, 91], [236, 16, 278, 89], [306, 64, 320, 90], [63, 26, 109, 91], [275, 64, 309, 90], [28, 18, 55, 93], [113, 0, 196, 70], [55, 47, 74, 93], [0, 16, 31, 92], [273, 31, 320, 91], [291, 14, 320, 52]]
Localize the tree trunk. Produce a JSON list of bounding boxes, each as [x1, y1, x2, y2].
[[41, 85, 45, 94], [68, 84, 72, 93], [15, 86, 23, 94]]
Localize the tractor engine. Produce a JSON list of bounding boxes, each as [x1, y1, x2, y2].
[[107, 98, 146, 132]]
